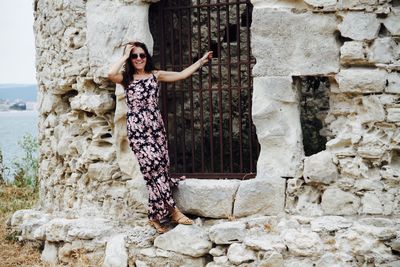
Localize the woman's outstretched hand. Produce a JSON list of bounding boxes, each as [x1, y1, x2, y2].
[[200, 51, 213, 66]]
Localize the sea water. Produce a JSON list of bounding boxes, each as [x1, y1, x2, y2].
[[0, 110, 38, 181]]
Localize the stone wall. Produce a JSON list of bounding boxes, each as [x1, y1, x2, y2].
[[9, 0, 400, 266]]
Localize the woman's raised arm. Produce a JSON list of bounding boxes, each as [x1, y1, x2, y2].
[[157, 51, 212, 83], [108, 44, 134, 84]]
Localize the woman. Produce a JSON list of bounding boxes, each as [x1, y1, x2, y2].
[[108, 41, 212, 233]]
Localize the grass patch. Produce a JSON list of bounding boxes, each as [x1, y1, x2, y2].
[[0, 182, 44, 267]]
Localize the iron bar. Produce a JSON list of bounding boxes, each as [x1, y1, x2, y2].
[[178, 8, 186, 172], [197, 0, 205, 172], [226, 0, 233, 173], [188, 7, 196, 173], [207, 0, 214, 172], [236, 2, 243, 172], [246, 1, 253, 172], [216, 0, 224, 172], [170, 9, 178, 171]]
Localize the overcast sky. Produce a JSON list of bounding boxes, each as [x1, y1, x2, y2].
[[0, 0, 36, 84]]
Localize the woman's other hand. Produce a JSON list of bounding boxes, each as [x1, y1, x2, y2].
[[200, 51, 213, 66]]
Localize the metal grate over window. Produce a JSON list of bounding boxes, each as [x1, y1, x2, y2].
[[149, 0, 259, 179]]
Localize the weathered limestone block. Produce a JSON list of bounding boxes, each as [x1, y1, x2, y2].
[[226, 243, 256, 265], [45, 218, 113, 242], [356, 95, 385, 124], [361, 192, 384, 214], [368, 38, 398, 64], [354, 179, 384, 192], [233, 177, 286, 217], [253, 77, 297, 103], [387, 72, 400, 94], [281, 228, 323, 257], [154, 225, 212, 257], [39, 93, 65, 113], [114, 85, 142, 178], [338, 12, 380, 41], [340, 41, 367, 65], [303, 151, 338, 185], [41, 241, 59, 265], [310, 216, 353, 232], [335, 68, 387, 93], [304, 0, 336, 8], [103, 234, 128, 267], [337, 0, 378, 10], [286, 180, 325, 216], [208, 221, 247, 245], [87, 162, 116, 181], [11, 210, 52, 240], [209, 246, 226, 257], [84, 141, 115, 162], [135, 260, 149, 267], [213, 256, 228, 265], [86, 0, 154, 78], [336, 226, 397, 263], [383, 9, 400, 35], [70, 92, 115, 114], [387, 107, 400, 122], [243, 233, 278, 252], [252, 8, 339, 76], [252, 82, 303, 177], [321, 188, 360, 215], [259, 252, 284, 267], [173, 179, 240, 218], [316, 253, 347, 267], [337, 157, 367, 178]]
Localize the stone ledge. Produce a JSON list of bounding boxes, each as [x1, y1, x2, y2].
[[173, 177, 286, 219]]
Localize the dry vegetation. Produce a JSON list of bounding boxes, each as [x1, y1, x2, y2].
[[0, 182, 45, 267]]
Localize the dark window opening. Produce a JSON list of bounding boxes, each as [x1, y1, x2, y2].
[[149, 0, 259, 179], [295, 76, 330, 157]]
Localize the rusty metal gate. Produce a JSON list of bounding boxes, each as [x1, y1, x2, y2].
[[150, 0, 259, 179]]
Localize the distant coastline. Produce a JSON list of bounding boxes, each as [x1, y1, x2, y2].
[[0, 83, 37, 102], [0, 83, 38, 111]]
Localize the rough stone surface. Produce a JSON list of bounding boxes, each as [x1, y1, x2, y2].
[[310, 216, 353, 232], [321, 188, 361, 215], [103, 234, 128, 267], [41, 241, 59, 265], [154, 225, 212, 257], [335, 68, 387, 93], [252, 9, 339, 76], [340, 41, 366, 65], [260, 252, 284, 267], [282, 229, 323, 257], [338, 12, 380, 41], [208, 221, 247, 245], [303, 151, 338, 184], [173, 179, 240, 218], [233, 177, 286, 217], [226, 243, 257, 265]]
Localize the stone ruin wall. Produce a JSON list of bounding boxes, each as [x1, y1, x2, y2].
[[9, 0, 400, 266]]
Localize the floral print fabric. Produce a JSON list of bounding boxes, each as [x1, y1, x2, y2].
[[125, 74, 182, 221]]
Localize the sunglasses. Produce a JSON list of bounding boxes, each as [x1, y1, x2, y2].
[[130, 53, 146, 60]]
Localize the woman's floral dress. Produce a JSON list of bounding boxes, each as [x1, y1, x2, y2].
[[125, 74, 182, 221]]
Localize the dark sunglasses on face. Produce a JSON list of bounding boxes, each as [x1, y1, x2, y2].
[[130, 53, 146, 60]]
